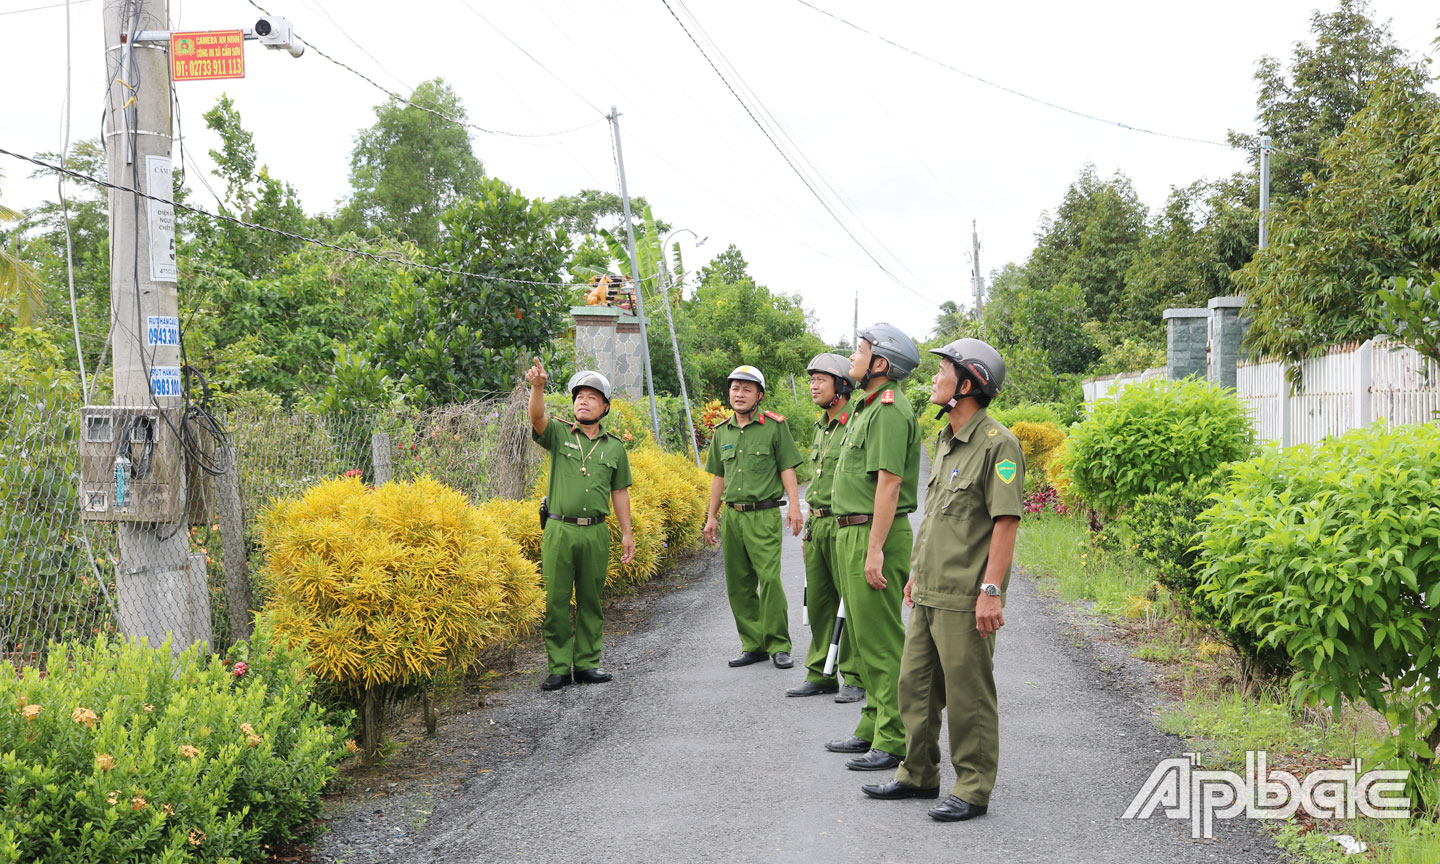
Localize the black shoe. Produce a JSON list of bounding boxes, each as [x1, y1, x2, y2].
[[728, 651, 769, 668], [862, 780, 940, 800], [835, 685, 865, 704], [771, 651, 794, 669], [824, 735, 871, 754], [574, 668, 612, 684], [928, 795, 988, 822], [846, 749, 902, 771], [786, 680, 839, 697], [540, 673, 572, 691]]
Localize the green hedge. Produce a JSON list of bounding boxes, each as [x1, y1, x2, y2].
[[0, 629, 348, 863], [1061, 378, 1254, 517], [1197, 423, 1440, 810]]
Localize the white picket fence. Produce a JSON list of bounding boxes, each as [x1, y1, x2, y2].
[[1083, 339, 1439, 447], [1238, 339, 1440, 446], [1080, 366, 1165, 402]]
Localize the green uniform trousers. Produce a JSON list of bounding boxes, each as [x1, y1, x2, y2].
[[894, 604, 999, 805], [720, 507, 791, 655], [801, 516, 862, 688], [835, 518, 913, 756], [540, 519, 611, 676]]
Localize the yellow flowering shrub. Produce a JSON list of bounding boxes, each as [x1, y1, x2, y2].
[[262, 475, 543, 694], [1010, 421, 1066, 478], [1046, 438, 1082, 510]]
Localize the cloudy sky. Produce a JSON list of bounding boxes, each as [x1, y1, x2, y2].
[[3, 0, 1438, 344]]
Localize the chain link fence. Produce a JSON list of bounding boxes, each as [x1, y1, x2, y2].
[[0, 386, 540, 663]]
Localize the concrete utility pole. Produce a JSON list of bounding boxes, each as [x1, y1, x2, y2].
[[656, 229, 704, 467], [970, 220, 984, 320], [1258, 135, 1272, 250], [607, 106, 661, 439], [103, 0, 198, 649]]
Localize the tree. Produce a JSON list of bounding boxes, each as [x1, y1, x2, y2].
[[683, 262, 825, 399], [1227, 0, 1428, 204], [0, 168, 44, 326], [371, 178, 570, 404], [699, 244, 751, 286], [1026, 164, 1148, 324], [195, 96, 307, 278], [548, 189, 659, 236], [1236, 70, 1440, 375], [339, 78, 485, 249]]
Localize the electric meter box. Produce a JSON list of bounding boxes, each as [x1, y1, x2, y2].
[[79, 405, 186, 523]]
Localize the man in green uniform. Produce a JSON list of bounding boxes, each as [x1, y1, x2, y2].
[[786, 353, 865, 703], [703, 365, 805, 669], [860, 338, 1023, 823], [823, 323, 922, 771], [526, 359, 635, 692]]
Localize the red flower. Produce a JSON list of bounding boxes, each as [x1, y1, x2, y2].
[[232, 661, 249, 678]]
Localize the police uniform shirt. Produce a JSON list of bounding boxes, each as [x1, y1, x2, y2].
[[533, 418, 633, 517], [804, 410, 849, 510], [830, 387, 922, 517], [705, 411, 803, 504], [910, 408, 1025, 611]]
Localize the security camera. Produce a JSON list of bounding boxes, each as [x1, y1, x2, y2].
[[253, 16, 304, 58]]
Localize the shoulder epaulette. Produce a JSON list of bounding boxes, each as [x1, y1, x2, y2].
[[764, 410, 785, 422], [880, 390, 895, 405]]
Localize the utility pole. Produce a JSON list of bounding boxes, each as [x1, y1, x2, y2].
[[970, 220, 984, 320], [103, 0, 194, 649], [853, 292, 858, 351], [607, 106, 661, 439], [1258, 135, 1272, 250], [656, 232, 703, 467]]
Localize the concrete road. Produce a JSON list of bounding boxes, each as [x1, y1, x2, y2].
[[320, 462, 1277, 863]]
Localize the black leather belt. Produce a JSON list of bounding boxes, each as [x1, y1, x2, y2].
[[728, 499, 784, 512], [809, 507, 833, 518], [547, 513, 607, 526], [835, 514, 872, 527]]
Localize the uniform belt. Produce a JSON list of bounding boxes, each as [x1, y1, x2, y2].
[[547, 513, 607, 526], [835, 514, 872, 527], [728, 499, 784, 512], [809, 507, 833, 518]]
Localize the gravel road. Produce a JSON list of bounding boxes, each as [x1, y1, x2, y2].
[[312, 461, 1279, 864]]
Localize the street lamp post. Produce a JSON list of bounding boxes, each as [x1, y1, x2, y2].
[[657, 228, 706, 467]]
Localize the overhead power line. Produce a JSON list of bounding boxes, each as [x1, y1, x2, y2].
[[0, 145, 650, 289], [657, 0, 945, 308], [792, 0, 1232, 149], [241, 0, 603, 138], [0, 0, 94, 16]]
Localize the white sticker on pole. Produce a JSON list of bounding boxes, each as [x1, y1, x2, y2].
[[150, 366, 182, 397], [145, 154, 177, 282], [147, 315, 180, 347]]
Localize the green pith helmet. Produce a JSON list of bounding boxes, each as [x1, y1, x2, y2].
[[807, 353, 855, 406], [856, 322, 920, 383]]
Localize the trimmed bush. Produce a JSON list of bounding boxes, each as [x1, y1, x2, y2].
[[260, 475, 542, 757], [1010, 421, 1066, 491], [0, 630, 346, 864], [1117, 467, 1231, 601], [1197, 424, 1440, 810], [1061, 378, 1254, 517]]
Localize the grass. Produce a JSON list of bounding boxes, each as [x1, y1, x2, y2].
[[1015, 513, 1154, 616], [1017, 511, 1440, 863]]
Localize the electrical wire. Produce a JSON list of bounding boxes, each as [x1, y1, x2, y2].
[[674, 0, 939, 296], [0, 0, 95, 15], [792, 0, 1234, 149], [451, 0, 607, 117], [241, 0, 603, 139], [657, 0, 945, 309], [0, 145, 660, 289], [60, 0, 89, 399]]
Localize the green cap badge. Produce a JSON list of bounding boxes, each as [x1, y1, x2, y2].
[[996, 459, 1017, 485]]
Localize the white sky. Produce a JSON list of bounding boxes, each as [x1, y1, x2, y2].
[[3, 0, 1438, 345]]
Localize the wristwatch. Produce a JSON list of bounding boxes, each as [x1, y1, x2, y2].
[[981, 583, 1002, 597]]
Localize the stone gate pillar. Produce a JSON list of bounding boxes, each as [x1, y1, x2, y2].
[[571, 306, 644, 399]]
